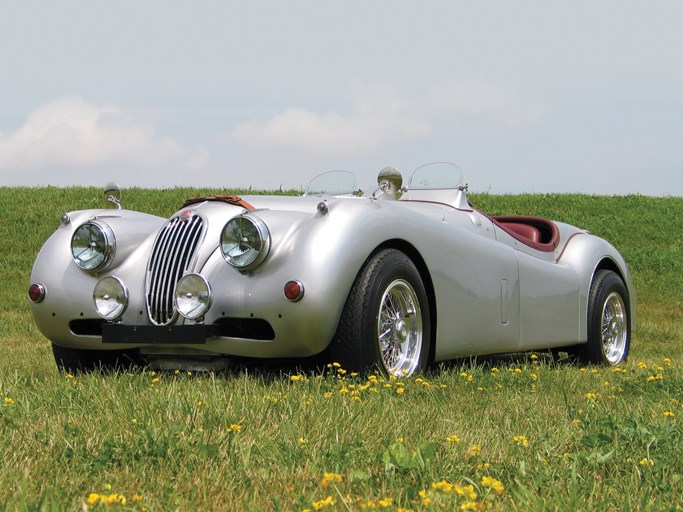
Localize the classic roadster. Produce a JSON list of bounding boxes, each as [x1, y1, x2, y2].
[[28, 163, 634, 376]]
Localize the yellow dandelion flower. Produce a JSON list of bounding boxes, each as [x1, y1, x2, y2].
[[663, 411, 675, 418], [468, 444, 481, 457], [324, 392, 333, 399], [396, 387, 405, 395], [418, 490, 431, 506], [105, 494, 126, 505], [447, 434, 462, 444], [481, 476, 504, 494], [639, 458, 654, 466], [431, 480, 453, 493], [312, 496, 335, 510], [227, 423, 242, 433], [86, 493, 101, 506], [321, 472, 342, 488], [513, 435, 529, 448], [454, 484, 477, 500], [298, 437, 307, 446], [290, 375, 304, 381], [663, 357, 672, 366], [396, 437, 405, 444], [585, 392, 598, 400], [378, 497, 393, 507], [530, 354, 539, 360], [3, 397, 14, 405]]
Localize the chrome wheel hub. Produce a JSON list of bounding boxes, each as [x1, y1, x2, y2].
[[378, 279, 423, 376], [601, 292, 627, 364]]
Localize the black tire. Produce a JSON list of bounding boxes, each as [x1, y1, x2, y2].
[[52, 343, 140, 373], [569, 270, 630, 365], [326, 249, 431, 376]]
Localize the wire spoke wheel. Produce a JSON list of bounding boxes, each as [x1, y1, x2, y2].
[[569, 269, 631, 366], [327, 249, 431, 377], [378, 279, 423, 376], [600, 291, 628, 364]]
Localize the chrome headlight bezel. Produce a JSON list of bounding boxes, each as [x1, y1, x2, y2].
[[93, 276, 129, 321], [174, 273, 212, 321], [220, 215, 271, 270], [71, 221, 116, 272]]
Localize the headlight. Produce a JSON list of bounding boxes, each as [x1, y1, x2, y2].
[[220, 215, 270, 270], [93, 276, 128, 321], [175, 274, 212, 320], [71, 221, 115, 271]]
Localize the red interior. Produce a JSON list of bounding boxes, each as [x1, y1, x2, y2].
[[490, 215, 560, 252]]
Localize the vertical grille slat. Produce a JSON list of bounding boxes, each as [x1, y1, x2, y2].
[[146, 215, 205, 325]]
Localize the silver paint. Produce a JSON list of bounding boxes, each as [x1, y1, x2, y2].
[[30, 169, 636, 366]]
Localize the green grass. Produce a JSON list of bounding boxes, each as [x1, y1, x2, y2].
[[1, 187, 682, 511]]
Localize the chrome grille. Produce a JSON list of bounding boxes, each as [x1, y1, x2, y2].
[[146, 214, 205, 325]]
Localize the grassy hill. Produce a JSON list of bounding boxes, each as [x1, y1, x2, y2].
[[0, 187, 681, 510]]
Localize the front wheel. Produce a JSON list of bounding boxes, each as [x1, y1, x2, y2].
[[570, 270, 631, 365], [326, 249, 431, 376]]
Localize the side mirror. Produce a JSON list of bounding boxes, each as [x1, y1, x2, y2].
[[104, 182, 122, 209], [373, 167, 403, 200]]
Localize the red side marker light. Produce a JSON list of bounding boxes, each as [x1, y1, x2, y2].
[[28, 283, 46, 303], [283, 280, 304, 302]]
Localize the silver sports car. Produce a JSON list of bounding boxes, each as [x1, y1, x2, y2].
[[28, 163, 635, 376]]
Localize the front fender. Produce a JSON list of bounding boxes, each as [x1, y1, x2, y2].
[[29, 209, 165, 346]]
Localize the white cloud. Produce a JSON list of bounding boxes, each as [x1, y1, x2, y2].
[[231, 82, 431, 155], [230, 79, 549, 158], [0, 97, 208, 185]]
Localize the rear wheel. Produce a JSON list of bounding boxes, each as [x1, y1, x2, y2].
[[569, 270, 630, 365], [52, 343, 140, 373], [326, 249, 431, 376]]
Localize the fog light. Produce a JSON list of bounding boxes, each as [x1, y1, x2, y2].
[[284, 280, 304, 302], [93, 276, 128, 321], [175, 274, 212, 321], [28, 283, 46, 303]]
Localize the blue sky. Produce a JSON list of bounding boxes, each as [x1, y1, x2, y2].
[[1, 1, 682, 195]]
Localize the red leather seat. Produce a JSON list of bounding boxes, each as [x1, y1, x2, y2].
[[501, 222, 540, 242]]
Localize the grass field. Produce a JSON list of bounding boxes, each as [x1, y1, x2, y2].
[[0, 187, 681, 511]]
